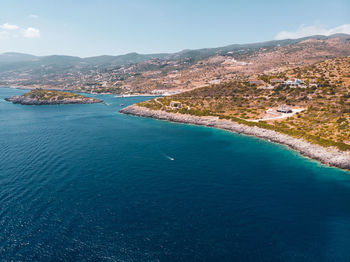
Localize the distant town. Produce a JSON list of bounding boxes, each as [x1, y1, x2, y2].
[[1, 34, 349, 96]]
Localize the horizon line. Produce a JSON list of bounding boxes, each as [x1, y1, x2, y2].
[[0, 32, 348, 58]]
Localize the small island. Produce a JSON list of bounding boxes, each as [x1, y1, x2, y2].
[[5, 89, 103, 105]]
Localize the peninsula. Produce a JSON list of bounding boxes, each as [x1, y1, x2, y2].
[[120, 57, 350, 171], [5, 89, 103, 105]]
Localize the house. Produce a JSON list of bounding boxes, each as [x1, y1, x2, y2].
[[277, 105, 292, 113], [258, 85, 274, 90], [209, 79, 220, 84], [170, 101, 182, 109], [285, 78, 304, 87]]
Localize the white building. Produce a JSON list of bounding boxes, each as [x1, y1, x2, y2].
[[285, 79, 304, 87]]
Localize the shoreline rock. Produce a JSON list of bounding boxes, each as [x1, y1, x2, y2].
[[120, 105, 350, 171]]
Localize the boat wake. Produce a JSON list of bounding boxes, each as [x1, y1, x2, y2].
[[165, 155, 175, 161]]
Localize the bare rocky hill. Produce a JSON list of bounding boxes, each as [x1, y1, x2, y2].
[[0, 34, 349, 94]]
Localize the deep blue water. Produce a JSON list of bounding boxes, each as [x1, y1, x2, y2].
[[0, 87, 350, 261]]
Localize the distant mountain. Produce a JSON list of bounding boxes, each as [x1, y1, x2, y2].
[[0, 52, 170, 72], [83, 52, 169, 66], [0, 52, 38, 64], [0, 33, 349, 73], [170, 33, 350, 61]]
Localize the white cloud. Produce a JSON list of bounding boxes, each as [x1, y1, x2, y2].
[[274, 24, 350, 40], [29, 14, 39, 19], [0, 22, 40, 39], [22, 27, 40, 38], [0, 23, 19, 30]]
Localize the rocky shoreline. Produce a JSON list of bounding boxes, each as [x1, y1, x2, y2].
[[5, 95, 103, 105], [120, 105, 350, 171]]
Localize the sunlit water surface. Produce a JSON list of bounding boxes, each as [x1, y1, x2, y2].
[[0, 87, 350, 261]]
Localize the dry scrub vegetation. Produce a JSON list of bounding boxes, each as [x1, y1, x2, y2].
[[139, 57, 350, 150]]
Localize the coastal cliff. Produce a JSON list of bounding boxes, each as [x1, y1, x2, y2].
[[5, 89, 103, 105], [120, 105, 350, 171]]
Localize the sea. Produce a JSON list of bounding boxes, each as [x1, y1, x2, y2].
[[1, 87, 350, 261]]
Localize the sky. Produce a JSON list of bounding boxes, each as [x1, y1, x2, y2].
[[0, 0, 349, 57]]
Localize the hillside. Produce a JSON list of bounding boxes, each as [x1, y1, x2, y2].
[[0, 34, 349, 94], [138, 57, 350, 150]]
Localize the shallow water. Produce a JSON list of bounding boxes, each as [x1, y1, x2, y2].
[[1, 87, 350, 261]]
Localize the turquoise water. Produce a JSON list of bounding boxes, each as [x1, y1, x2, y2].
[[1, 87, 350, 261]]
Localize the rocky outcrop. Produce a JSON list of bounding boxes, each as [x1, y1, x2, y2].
[[5, 95, 102, 105], [120, 105, 350, 171]]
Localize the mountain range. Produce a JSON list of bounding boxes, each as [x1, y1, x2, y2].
[[0, 33, 349, 93], [1, 33, 349, 71]]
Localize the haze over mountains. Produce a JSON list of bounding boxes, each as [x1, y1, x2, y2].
[[0, 33, 349, 93], [1, 33, 349, 70]]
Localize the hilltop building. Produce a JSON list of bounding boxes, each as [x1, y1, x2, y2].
[[285, 79, 304, 87], [258, 85, 274, 90], [170, 101, 182, 109], [277, 105, 292, 113]]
